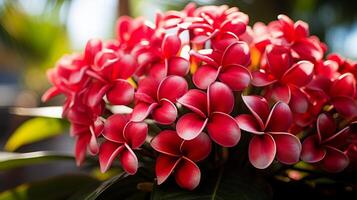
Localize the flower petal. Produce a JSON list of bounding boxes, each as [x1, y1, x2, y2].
[[157, 76, 188, 102], [219, 65, 251, 91], [123, 121, 147, 149], [41, 86, 61, 102], [289, 86, 309, 113], [75, 134, 90, 166], [156, 155, 181, 185], [86, 82, 110, 108], [181, 132, 212, 162], [317, 113, 336, 142], [176, 113, 208, 140], [70, 124, 88, 137], [222, 41, 250, 67], [136, 78, 159, 102], [116, 54, 137, 79], [266, 45, 291, 79], [84, 39, 102, 65], [251, 70, 276, 87], [88, 131, 99, 155], [99, 141, 124, 172], [152, 99, 178, 125], [249, 134, 276, 169], [177, 89, 207, 117], [207, 112, 241, 147], [331, 96, 357, 119], [66, 108, 91, 125], [120, 146, 139, 174], [241, 95, 270, 128], [330, 73, 356, 97], [192, 64, 219, 90], [292, 38, 323, 62], [320, 146, 349, 173], [103, 114, 130, 143], [282, 61, 314, 87], [235, 114, 264, 134], [266, 101, 292, 132], [131, 102, 158, 122], [151, 130, 182, 156], [167, 57, 190, 77], [271, 132, 302, 164], [300, 135, 326, 163], [107, 79, 134, 105], [269, 84, 291, 103], [174, 158, 201, 190], [162, 34, 181, 58], [148, 62, 167, 80], [208, 82, 234, 114]]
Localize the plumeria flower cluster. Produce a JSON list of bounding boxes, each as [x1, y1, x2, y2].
[[43, 4, 357, 190]]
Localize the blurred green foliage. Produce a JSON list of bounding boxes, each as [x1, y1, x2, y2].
[[0, 0, 70, 92], [4, 117, 67, 151]]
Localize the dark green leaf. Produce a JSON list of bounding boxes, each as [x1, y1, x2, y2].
[[0, 151, 74, 170], [83, 172, 128, 200], [151, 166, 273, 200], [80, 167, 153, 200], [0, 174, 99, 200]]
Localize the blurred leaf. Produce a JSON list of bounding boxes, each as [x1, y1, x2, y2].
[[151, 166, 273, 200], [0, 174, 99, 200], [4, 117, 66, 151], [0, 151, 74, 170]]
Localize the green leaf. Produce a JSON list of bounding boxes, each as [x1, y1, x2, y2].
[[151, 166, 273, 200], [0, 151, 74, 170], [5, 117, 66, 151], [0, 174, 99, 200], [75, 168, 153, 200], [83, 172, 128, 200]]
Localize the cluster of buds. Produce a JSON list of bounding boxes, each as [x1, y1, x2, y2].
[[43, 4, 356, 190]]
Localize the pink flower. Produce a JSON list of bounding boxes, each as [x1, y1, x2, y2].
[[151, 130, 211, 190], [85, 49, 138, 106], [66, 99, 104, 166], [252, 45, 314, 113], [306, 72, 357, 119], [99, 114, 148, 174], [301, 113, 351, 172], [183, 5, 248, 45], [254, 15, 325, 62], [176, 82, 241, 147], [116, 16, 155, 51], [191, 41, 251, 91], [327, 53, 357, 78], [42, 54, 90, 112], [147, 34, 190, 80], [131, 75, 188, 124], [236, 95, 301, 169]]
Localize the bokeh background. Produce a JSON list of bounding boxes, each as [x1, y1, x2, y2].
[[0, 0, 356, 193]]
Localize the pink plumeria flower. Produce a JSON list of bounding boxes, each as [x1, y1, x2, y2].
[[252, 45, 314, 113], [131, 75, 188, 125], [99, 114, 147, 174], [191, 41, 251, 91], [151, 130, 211, 190], [236, 95, 302, 169], [301, 113, 352, 172], [176, 82, 241, 147]]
